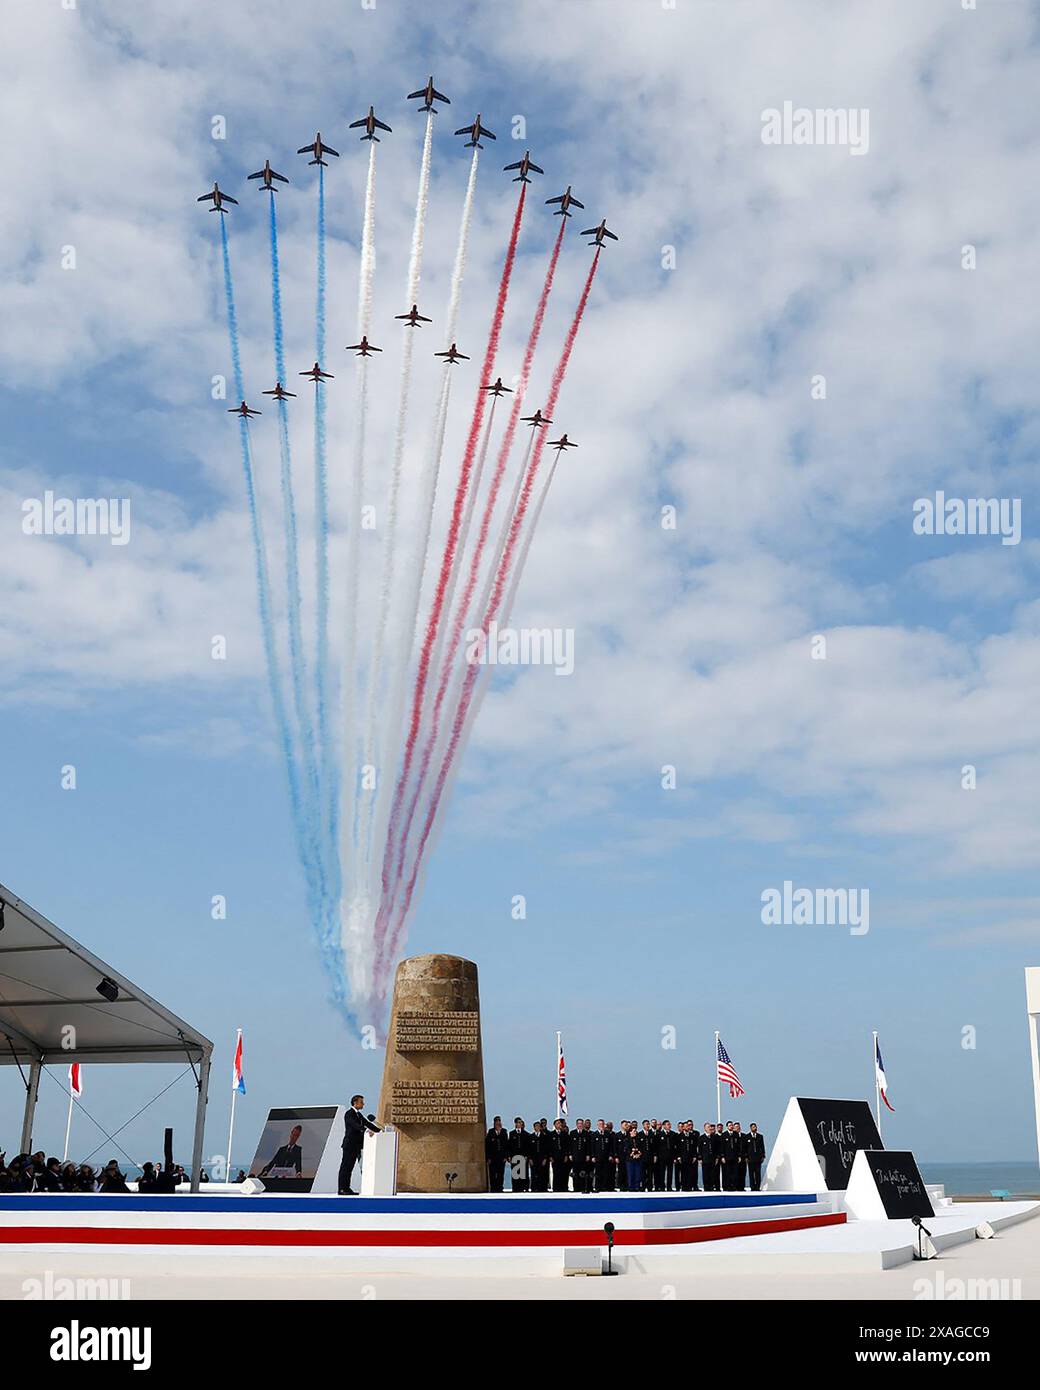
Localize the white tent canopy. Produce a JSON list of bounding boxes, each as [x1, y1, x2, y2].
[[0, 880, 213, 1190]]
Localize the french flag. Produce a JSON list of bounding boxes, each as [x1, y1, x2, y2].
[[232, 1030, 246, 1096], [875, 1036, 894, 1112], [68, 1063, 83, 1098]]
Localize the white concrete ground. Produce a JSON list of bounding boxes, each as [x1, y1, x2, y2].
[[1, 1206, 1036, 1301]]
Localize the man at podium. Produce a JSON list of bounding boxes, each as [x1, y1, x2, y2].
[[339, 1094, 381, 1195]]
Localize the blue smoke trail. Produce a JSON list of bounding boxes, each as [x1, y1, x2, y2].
[[312, 166, 340, 938], [269, 195, 323, 892], [220, 215, 350, 1017]]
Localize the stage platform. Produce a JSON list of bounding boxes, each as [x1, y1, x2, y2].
[[0, 1190, 841, 1263]]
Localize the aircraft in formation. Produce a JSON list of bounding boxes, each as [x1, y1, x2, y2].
[[434, 343, 469, 364], [346, 336, 382, 356], [482, 377, 513, 396], [297, 133, 339, 166], [548, 433, 577, 451], [407, 76, 450, 112], [228, 400, 260, 418], [299, 363, 335, 383], [350, 106, 393, 142], [545, 185, 584, 217], [262, 383, 297, 401], [503, 151, 544, 184], [396, 304, 432, 328], [582, 218, 618, 247], [522, 409, 552, 428], [454, 114, 496, 148], [197, 183, 238, 214], [247, 160, 289, 192]]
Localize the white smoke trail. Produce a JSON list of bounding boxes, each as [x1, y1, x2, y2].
[[369, 146, 481, 908], [386, 432, 551, 963], [387, 427, 535, 936], [352, 111, 434, 1003], [340, 141, 378, 1003]]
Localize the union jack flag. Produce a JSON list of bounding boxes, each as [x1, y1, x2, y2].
[[557, 1032, 568, 1118], [717, 1036, 745, 1098]]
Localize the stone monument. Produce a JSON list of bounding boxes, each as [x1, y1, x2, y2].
[[376, 953, 487, 1192]]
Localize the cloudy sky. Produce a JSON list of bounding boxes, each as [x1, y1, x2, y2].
[[3, 0, 1040, 1169]]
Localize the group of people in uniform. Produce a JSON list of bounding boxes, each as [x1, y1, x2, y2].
[[484, 1117, 767, 1194]]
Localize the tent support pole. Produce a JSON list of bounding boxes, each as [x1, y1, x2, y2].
[[20, 1058, 42, 1153], [190, 1051, 211, 1192]]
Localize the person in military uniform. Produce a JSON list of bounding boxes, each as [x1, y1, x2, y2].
[[730, 1121, 748, 1191], [508, 1117, 531, 1193], [568, 1119, 585, 1193], [701, 1121, 720, 1191], [678, 1121, 700, 1191], [530, 1119, 553, 1192], [746, 1122, 766, 1191], [614, 1123, 630, 1191], [722, 1121, 741, 1190], [591, 1119, 612, 1191], [485, 1115, 510, 1192], [658, 1121, 679, 1191], [550, 1118, 571, 1192], [640, 1120, 657, 1191]]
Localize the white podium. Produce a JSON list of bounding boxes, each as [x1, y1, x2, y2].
[[360, 1129, 399, 1196]]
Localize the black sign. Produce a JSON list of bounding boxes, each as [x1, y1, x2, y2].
[[796, 1097, 882, 1190], [859, 1149, 933, 1219]]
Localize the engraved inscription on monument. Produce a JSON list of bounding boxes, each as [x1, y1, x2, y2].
[[395, 1010, 479, 1053], [377, 954, 488, 1191], [391, 1080, 481, 1124]]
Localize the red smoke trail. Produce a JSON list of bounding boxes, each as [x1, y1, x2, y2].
[[380, 249, 601, 981], [370, 184, 526, 965], [382, 217, 568, 913]]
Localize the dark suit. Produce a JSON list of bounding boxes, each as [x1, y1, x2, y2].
[[746, 1130, 766, 1190], [339, 1107, 380, 1194], [550, 1128, 571, 1191], [508, 1128, 532, 1192], [485, 1127, 510, 1191], [701, 1131, 721, 1191], [678, 1130, 700, 1190], [260, 1142, 302, 1178], [657, 1131, 680, 1190], [570, 1128, 592, 1193], [530, 1129, 553, 1192], [639, 1130, 658, 1191], [721, 1130, 744, 1189], [612, 1132, 627, 1191]]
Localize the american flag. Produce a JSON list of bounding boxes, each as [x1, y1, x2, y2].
[[556, 1032, 568, 1118], [717, 1036, 745, 1098]]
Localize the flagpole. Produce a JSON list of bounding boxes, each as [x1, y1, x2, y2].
[[62, 1087, 74, 1163], [872, 1030, 881, 1137], [715, 1030, 721, 1126], [555, 1031, 562, 1121], [227, 1028, 241, 1182]]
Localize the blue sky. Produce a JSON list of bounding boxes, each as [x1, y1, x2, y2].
[[3, 0, 1040, 1169]]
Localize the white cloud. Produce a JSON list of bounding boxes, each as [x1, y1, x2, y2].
[[4, 0, 1040, 880]]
